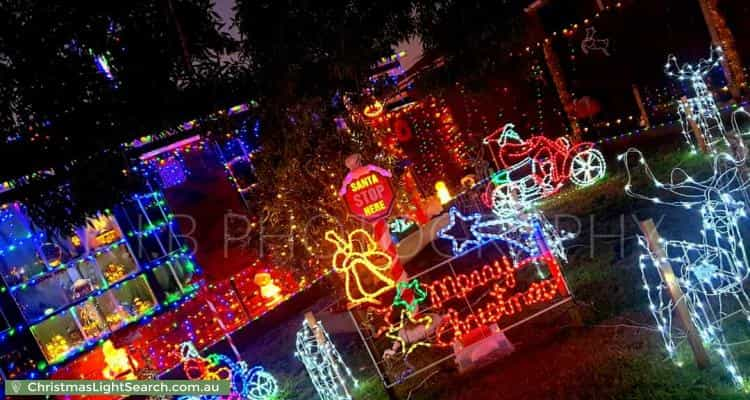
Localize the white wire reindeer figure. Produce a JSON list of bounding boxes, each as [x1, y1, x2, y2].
[[666, 47, 728, 153], [622, 148, 750, 387], [580, 27, 610, 56]]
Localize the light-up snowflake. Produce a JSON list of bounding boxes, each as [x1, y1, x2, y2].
[[295, 318, 358, 400], [666, 46, 728, 153], [621, 148, 750, 387]]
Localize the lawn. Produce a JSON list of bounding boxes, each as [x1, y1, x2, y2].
[[219, 142, 750, 399]]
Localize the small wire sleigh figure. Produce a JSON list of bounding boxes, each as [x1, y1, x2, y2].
[[621, 148, 750, 387]]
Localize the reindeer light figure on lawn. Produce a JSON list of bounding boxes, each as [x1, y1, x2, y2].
[[622, 148, 750, 387], [666, 47, 728, 153]]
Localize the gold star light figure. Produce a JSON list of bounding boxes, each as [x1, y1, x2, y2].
[[385, 310, 433, 356]]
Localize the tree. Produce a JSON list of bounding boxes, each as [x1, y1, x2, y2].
[[232, 1, 415, 269], [0, 0, 236, 229]]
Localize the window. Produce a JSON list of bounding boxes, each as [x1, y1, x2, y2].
[[108, 276, 157, 320], [13, 270, 75, 321], [94, 244, 139, 285], [31, 311, 85, 363]]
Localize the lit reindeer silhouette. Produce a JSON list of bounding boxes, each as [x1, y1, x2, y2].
[[666, 47, 728, 153], [580, 27, 610, 56], [622, 148, 750, 387]]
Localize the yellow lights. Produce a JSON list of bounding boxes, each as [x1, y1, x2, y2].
[[435, 181, 452, 205], [102, 340, 138, 380], [363, 101, 384, 118], [254, 272, 282, 307], [325, 229, 395, 307], [386, 310, 433, 356]]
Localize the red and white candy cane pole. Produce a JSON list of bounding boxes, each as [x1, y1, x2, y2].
[[373, 218, 406, 282]]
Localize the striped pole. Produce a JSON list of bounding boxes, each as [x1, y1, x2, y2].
[[373, 219, 406, 282]]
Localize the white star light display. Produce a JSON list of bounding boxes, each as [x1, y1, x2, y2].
[[665, 46, 728, 153], [621, 148, 750, 387], [438, 184, 571, 262]]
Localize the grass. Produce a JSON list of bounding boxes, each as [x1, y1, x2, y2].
[[241, 145, 750, 399]]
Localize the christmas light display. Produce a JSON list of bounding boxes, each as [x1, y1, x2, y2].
[[665, 47, 727, 153], [177, 341, 279, 400], [101, 340, 137, 380], [325, 229, 395, 306], [392, 279, 427, 314], [363, 101, 384, 118], [296, 318, 358, 400], [385, 310, 433, 356], [121, 102, 256, 150], [363, 97, 472, 190], [438, 200, 570, 263], [580, 27, 610, 56], [731, 107, 750, 138], [435, 181, 452, 205], [621, 148, 750, 387], [483, 123, 606, 203], [485, 182, 572, 262], [254, 272, 282, 307], [92, 52, 115, 81], [434, 205, 570, 345], [427, 257, 516, 311], [435, 265, 560, 347], [437, 208, 485, 256]]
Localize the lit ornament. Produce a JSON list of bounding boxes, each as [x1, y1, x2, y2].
[[483, 123, 606, 203], [622, 148, 750, 387], [392, 279, 428, 315], [665, 46, 728, 153], [325, 229, 395, 307], [101, 340, 138, 380], [177, 341, 279, 400], [385, 310, 433, 356], [295, 318, 358, 400], [435, 181, 452, 205]]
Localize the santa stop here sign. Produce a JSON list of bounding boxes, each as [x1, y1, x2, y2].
[[340, 164, 395, 223]]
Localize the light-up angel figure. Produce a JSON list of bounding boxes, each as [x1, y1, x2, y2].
[[621, 148, 750, 387], [666, 47, 728, 153]]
